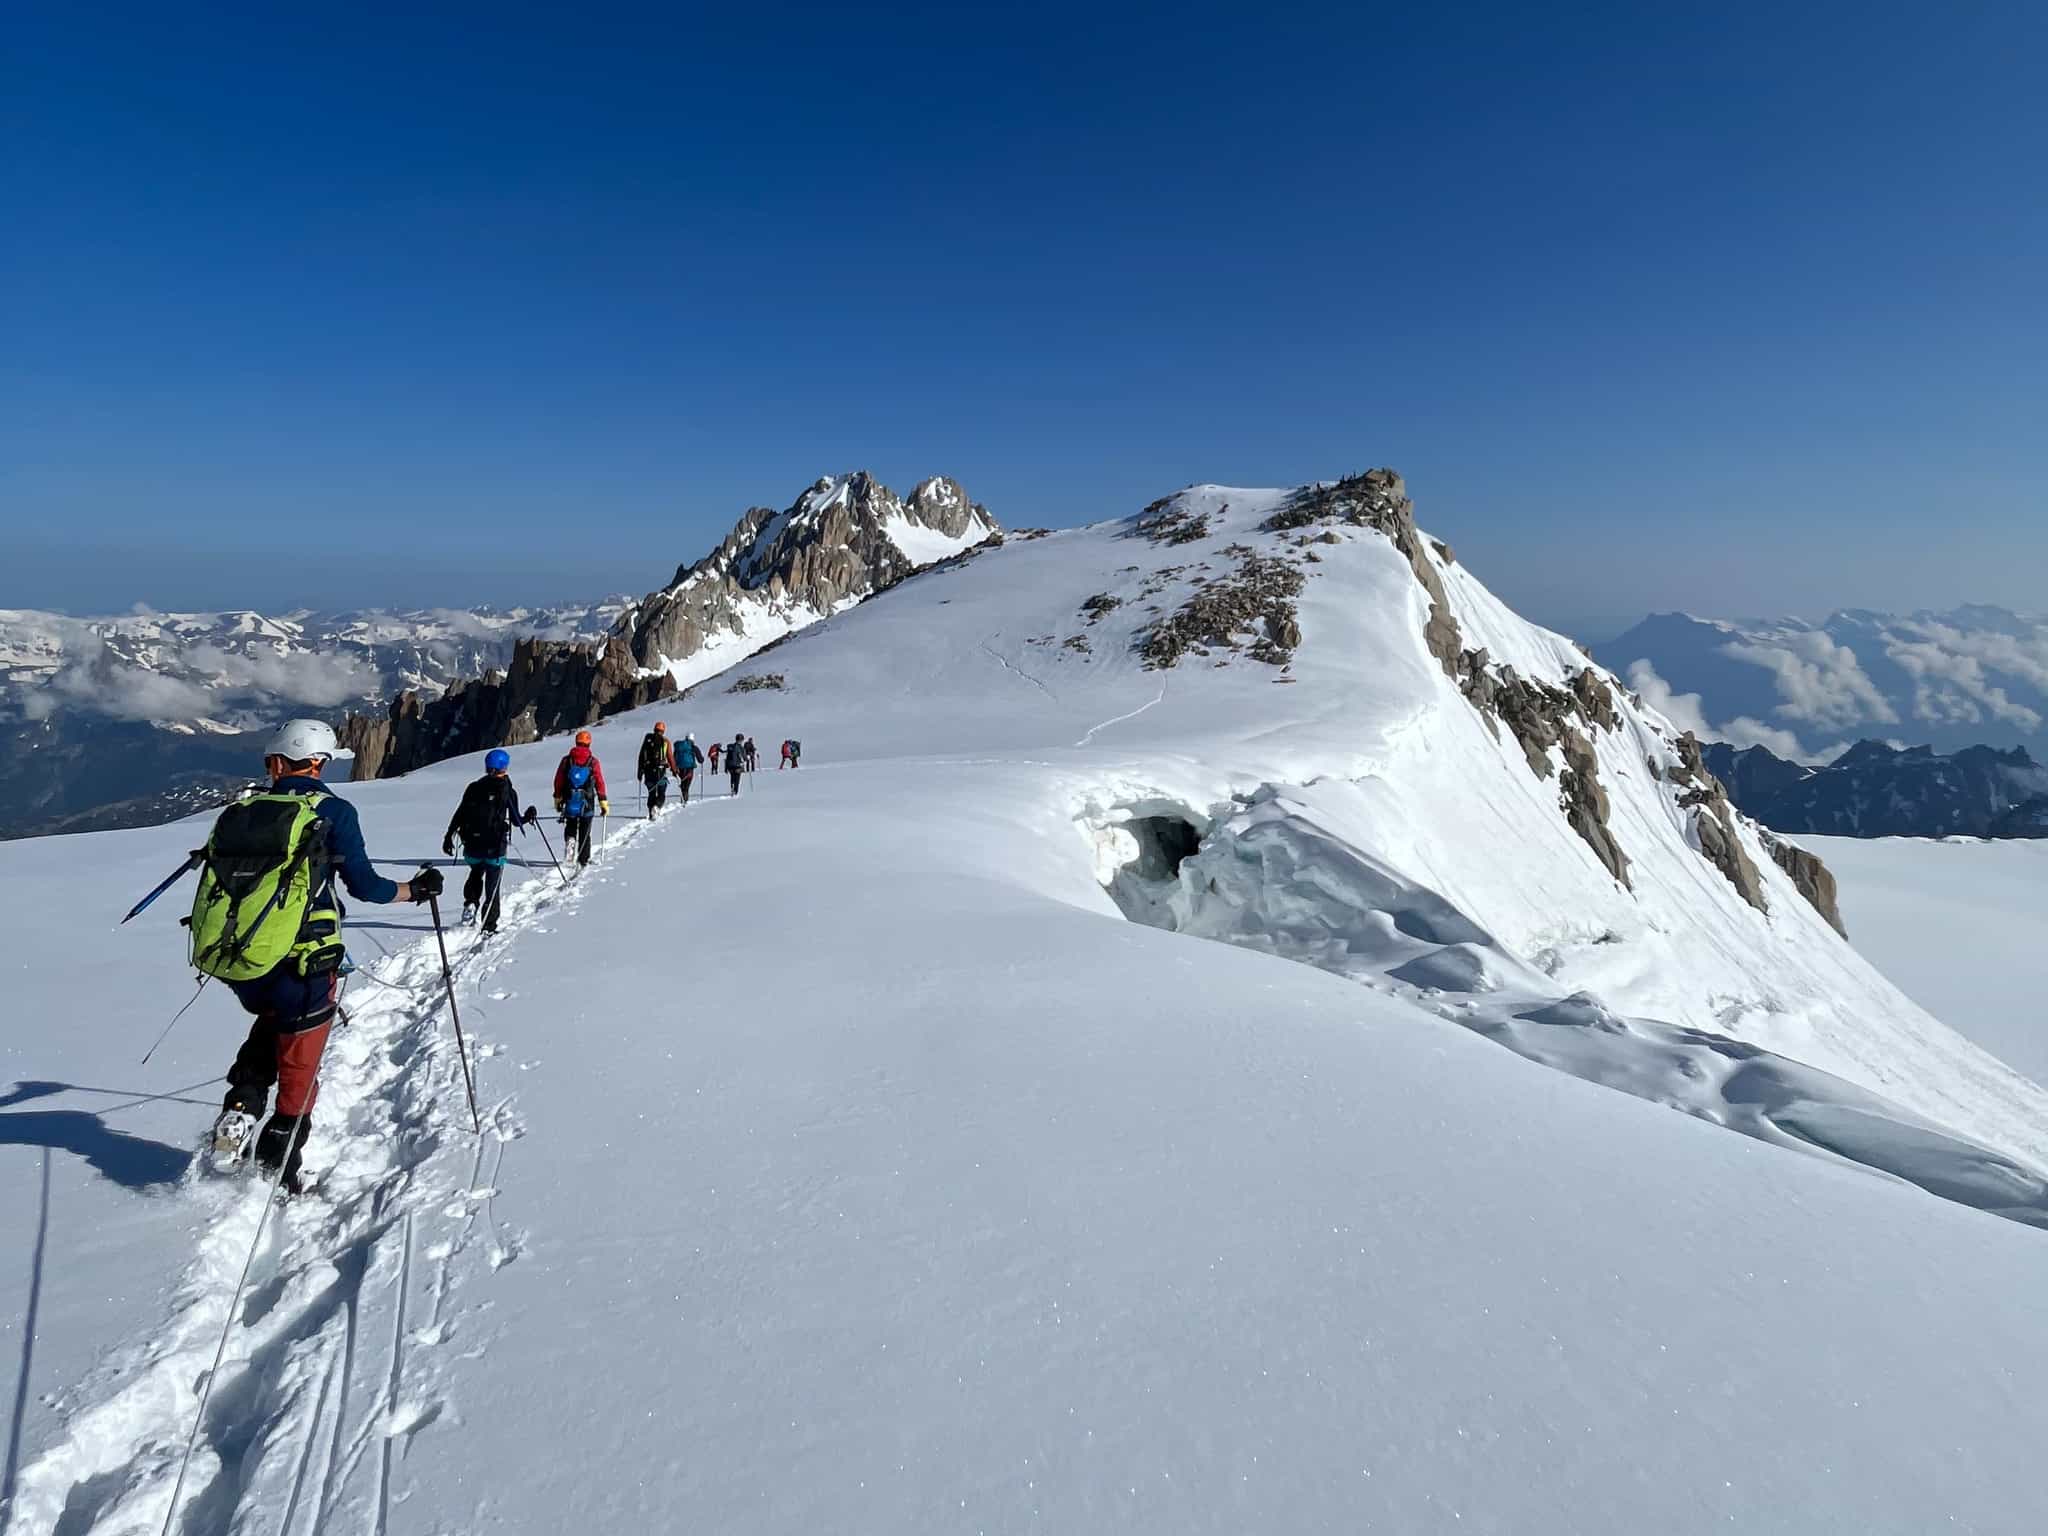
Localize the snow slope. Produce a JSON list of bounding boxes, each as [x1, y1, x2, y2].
[[1811, 835, 2048, 1089], [7, 480, 2048, 1533]]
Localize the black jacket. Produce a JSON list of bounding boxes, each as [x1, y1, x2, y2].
[[447, 775, 525, 858]]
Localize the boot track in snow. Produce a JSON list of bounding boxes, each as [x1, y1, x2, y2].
[[4, 806, 683, 1535]]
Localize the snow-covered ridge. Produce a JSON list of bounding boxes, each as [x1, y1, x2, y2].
[[10, 467, 2048, 1534], [677, 470, 2048, 1182]]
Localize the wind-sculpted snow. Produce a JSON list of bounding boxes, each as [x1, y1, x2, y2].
[[1096, 787, 2048, 1228]]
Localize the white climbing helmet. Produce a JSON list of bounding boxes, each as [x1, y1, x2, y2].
[[264, 718, 338, 764]]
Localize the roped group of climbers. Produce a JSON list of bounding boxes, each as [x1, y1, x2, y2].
[[633, 722, 788, 808], [169, 715, 804, 1194]]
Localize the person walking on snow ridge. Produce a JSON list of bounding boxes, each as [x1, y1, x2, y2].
[[553, 729, 609, 865], [727, 734, 747, 796], [198, 719, 441, 1193], [638, 722, 672, 818], [674, 732, 701, 804], [780, 738, 802, 769], [743, 736, 759, 774], [708, 740, 722, 775], [442, 748, 536, 935]]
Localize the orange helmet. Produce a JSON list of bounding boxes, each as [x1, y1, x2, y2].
[[654, 721, 666, 732], [575, 729, 592, 746]]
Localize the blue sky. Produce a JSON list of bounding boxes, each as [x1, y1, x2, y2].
[[3, 1, 2041, 633]]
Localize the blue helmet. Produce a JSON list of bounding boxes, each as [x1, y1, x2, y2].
[[485, 748, 511, 773]]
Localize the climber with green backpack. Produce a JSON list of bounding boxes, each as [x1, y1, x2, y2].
[[193, 718, 441, 1191]]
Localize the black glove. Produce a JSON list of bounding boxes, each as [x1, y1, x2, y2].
[[410, 866, 445, 904], [441, 835, 455, 858], [523, 805, 538, 826]]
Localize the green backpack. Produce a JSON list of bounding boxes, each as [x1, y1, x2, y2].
[[186, 792, 344, 981]]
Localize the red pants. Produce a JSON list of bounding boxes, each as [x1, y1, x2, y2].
[[224, 971, 338, 1119]]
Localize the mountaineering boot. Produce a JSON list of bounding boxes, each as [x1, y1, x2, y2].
[[211, 1108, 259, 1163], [254, 1112, 310, 1196], [460, 902, 478, 926]]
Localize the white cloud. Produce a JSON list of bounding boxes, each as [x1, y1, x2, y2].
[[35, 654, 217, 722], [1883, 623, 2046, 732], [182, 644, 379, 707], [1625, 660, 1824, 762], [1720, 632, 1898, 729]]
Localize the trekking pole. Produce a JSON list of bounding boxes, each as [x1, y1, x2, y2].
[[140, 975, 211, 1066], [119, 850, 203, 926], [426, 895, 483, 1135], [531, 819, 571, 889], [159, 974, 345, 1536]]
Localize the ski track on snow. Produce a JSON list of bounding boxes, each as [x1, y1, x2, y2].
[[3, 803, 687, 1536], [1074, 677, 1169, 748]]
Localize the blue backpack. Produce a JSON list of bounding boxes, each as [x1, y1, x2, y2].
[[564, 763, 596, 817]]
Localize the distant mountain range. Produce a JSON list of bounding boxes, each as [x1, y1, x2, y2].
[[0, 602, 622, 838], [1594, 606, 2048, 762], [1701, 739, 2048, 840]]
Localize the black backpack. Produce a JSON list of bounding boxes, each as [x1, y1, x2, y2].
[[457, 777, 510, 845]]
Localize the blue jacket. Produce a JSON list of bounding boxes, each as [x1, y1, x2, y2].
[[676, 740, 702, 770], [267, 777, 400, 905]]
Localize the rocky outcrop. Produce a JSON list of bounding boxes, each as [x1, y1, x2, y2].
[[1139, 545, 1307, 670], [1671, 734, 1771, 916], [619, 473, 997, 674], [341, 635, 674, 780], [1263, 470, 1463, 677], [341, 472, 995, 781], [1459, 651, 1632, 886], [1760, 831, 1847, 937]]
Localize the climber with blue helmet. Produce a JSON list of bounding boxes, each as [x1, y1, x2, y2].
[[442, 746, 537, 934]]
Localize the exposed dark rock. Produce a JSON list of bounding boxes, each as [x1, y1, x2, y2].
[[1760, 831, 1848, 936], [1560, 728, 1631, 886], [1134, 496, 1214, 546], [1261, 470, 1462, 678], [1452, 648, 1633, 886], [1081, 594, 1123, 624], [1693, 800, 1769, 913], [1139, 549, 1305, 671], [1671, 733, 1772, 918], [342, 634, 673, 781], [728, 673, 786, 693], [619, 473, 997, 675]]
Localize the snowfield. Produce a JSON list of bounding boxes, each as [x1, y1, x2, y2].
[[1812, 834, 2048, 1090], [6, 482, 2048, 1534]]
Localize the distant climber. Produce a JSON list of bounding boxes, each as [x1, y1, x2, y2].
[[727, 735, 747, 796], [708, 741, 723, 774], [743, 736, 759, 773], [554, 729, 609, 866], [194, 719, 440, 1192], [675, 732, 701, 804], [638, 722, 671, 817], [780, 739, 802, 769], [442, 747, 535, 935]]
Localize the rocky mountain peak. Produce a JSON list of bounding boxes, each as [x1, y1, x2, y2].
[[619, 471, 998, 680], [342, 472, 999, 781]]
